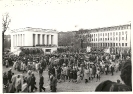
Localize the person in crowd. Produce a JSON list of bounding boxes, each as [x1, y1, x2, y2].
[[111, 65, 114, 76], [22, 78, 28, 92], [57, 66, 62, 83], [5, 60, 9, 68], [84, 67, 89, 83], [7, 68, 12, 83], [31, 73, 37, 92], [96, 68, 100, 82], [50, 74, 57, 92], [3, 72, 8, 89], [76, 69, 81, 83], [15, 75, 22, 92], [39, 66, 43, 76], [27, 70, 32, 92], [39, 73, 45, 92], [73, 68, 77, 82]]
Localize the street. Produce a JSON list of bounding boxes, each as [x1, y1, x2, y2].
[[3, 66, 123, 92]]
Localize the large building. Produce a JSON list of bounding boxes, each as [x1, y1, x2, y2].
[[76, 23, 131, 53], [11, 27, 58, 55]]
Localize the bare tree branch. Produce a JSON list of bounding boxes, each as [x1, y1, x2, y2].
[[2, 13, 11, 34]]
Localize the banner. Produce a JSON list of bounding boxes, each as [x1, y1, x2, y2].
[[86, 46, 91, 52]]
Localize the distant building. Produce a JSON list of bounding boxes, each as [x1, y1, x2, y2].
[[76, 23, 131, 54], [11, 27, 58, 55]]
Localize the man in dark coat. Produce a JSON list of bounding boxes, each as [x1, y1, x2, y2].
[[111, 66, 114, 76], [31, 73, 37, 92], [7, 68, 12, 83], [50, 74, 57, 92], [39, 74, 45, 92]]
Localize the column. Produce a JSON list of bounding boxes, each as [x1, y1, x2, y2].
[[18, 34, 19, 46], [14, 35, 15, 46], [42, 34, 44, 45], [21, 34, 22, 46], [45, 34, 47, 45], [16, 34, 18, 46], [22, 34, 23, 46], [51, 35, 53, 45], [49, 35, 51, 45], [35, 34, 38, 45], [40, 34, 42, 44], [23, 34, 25, 46]]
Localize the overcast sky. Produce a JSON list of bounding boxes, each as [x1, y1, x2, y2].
[[0, 0, 132, 34]]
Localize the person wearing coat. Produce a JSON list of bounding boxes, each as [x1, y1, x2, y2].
[[30, 73, 37, 92], [21, 79, 28, 92], [6, 60, 9, 68], [84, 67, 89, 83], [3, 72, 8, 89], [15, 75, 22, 92], [39, 74, 45, 92], [7, 68, 12, 83], [50, 74, 57, 92]]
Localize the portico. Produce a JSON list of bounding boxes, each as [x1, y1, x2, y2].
[[11, 27, 58, 55]]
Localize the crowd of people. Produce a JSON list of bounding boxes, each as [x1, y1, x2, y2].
[[3, 49, 131, 92]]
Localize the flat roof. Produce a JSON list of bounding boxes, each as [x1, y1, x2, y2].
[[11, 27, 58, 33]]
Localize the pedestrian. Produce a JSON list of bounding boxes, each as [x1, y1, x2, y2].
[[84, 67, 89, 83], [39, 74, 45, 92], [15, 75, 22, 92], [7, 68, 12, 83], [111, 65, 114, 76], [22, 78, 28, 92], [50, 74, 57, 92], [31, 73, 37, 92], [76, 69, 81, 83], [3, 72, 8, 89], [96, 68, 100, 82]]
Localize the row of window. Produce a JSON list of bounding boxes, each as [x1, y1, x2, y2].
[[90, 43, 128, 47], [91, 36, 127, 41], [91, 31, 127, 37]]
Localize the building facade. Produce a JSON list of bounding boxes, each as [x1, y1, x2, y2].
[[76, 23, 131, 54], [11, 27, 58, 55]]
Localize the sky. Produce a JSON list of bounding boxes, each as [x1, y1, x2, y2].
[[0, 0, 132, 34]]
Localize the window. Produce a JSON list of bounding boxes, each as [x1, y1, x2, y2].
[[119, 43, 121, 46], [119, 32, 121, 35], [125, 43, 127, 46], [122, 43, 124, 46], [110, 38, 112, 40], [116, 37, 117, 40], [122, 37, 124, 40], [105, 33, 107, 36], [113, 32, 115, 35], [108, 38, 109, 40], [103, 33, 104, 36], [110, 43, 112, 46], [116, 43, 118, 46], [103, 38, 104, 41], [116, 32, 118, 35], [122, 32, 124, 35], [113, 43, 115, 47], [114, 38, 115, 41], [96, 38, 97, 41], [110, 32, 112, 35]]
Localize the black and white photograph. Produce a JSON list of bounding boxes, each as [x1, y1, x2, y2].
[[1, 0, 132, 93]]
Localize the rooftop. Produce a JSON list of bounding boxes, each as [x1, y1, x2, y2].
[[11, 27, 58, 33]]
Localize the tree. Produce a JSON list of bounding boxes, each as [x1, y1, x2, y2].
[[2, 13, 11, 55]]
